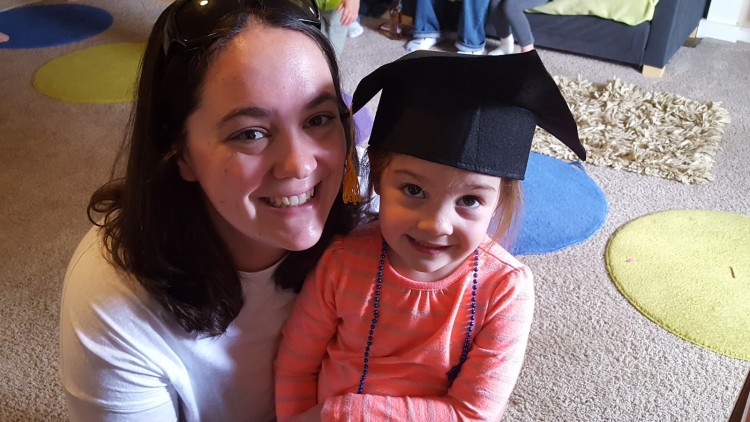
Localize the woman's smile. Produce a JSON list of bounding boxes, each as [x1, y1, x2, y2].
[[264, 187, 315, 208]]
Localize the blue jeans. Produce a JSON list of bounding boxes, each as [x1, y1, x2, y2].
[[413, 0, 491, 51]]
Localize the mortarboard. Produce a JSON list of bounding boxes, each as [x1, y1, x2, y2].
[[342, 50, 586, 204]]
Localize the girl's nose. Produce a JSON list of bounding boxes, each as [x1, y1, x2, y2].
[[417, 206, 453, 236]]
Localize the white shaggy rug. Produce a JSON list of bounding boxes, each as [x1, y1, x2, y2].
[[532, 76, 731, 184]]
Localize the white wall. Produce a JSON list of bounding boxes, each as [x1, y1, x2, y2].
[[741, 0, 750, 26], [699, 0, 750, 42]]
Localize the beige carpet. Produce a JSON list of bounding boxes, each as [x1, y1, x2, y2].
[[0, 0, 41, 12], [533, 76, 731, 184], [2, 0, 750, 420]]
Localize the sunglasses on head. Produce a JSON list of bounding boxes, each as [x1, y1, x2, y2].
[[162, 0, 322, 57]]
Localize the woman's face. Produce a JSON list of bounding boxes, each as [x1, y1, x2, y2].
[[178, 23, 346, 272]]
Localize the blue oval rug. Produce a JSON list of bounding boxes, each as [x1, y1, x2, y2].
[[0, 4, 113, 49], [513, 152, 608, 255]]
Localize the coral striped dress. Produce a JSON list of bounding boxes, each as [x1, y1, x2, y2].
[[275, 223, 534, 421]]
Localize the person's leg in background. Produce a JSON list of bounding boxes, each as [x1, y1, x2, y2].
[[321, 9, 348, 57], [348, 16, 364, 38], [489, 0, 545, 55], [405, 0, 443, 51], [488, 0, 513, 55], [455, 0, 490, 54]]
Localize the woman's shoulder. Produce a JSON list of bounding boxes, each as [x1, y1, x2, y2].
[[61, 226, 173, 336], [64, 227, 142, 300]]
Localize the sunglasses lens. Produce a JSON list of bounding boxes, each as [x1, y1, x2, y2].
[[273, 0, 320, 24], [174, 0, 238, 41], [165, 0, 321, 55]]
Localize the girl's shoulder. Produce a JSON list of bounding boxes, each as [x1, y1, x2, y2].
[[331, 220, 382, 249], [479, 236, 527, 271]]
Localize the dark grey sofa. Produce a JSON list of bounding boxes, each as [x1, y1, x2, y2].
[[486, 0, 709, 77]]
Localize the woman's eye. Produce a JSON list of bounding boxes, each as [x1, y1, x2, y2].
[[402, 184, 424, 198], [230, 128, 267, 142], [458, 196, 481, 208], [307, 114, 335, 128]]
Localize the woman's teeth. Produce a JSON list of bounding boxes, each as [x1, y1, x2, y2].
[[268, 188, 314, 208]]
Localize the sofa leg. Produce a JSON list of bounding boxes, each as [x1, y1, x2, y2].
[[684, 27, 701, 48], [642, 65, 665, 78]]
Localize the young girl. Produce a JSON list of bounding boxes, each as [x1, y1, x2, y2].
[[275, 50, 586, 421]]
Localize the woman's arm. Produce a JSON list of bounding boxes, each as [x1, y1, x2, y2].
[[60, 230, 179, 421]]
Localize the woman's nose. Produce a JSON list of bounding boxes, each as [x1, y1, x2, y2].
[[272, 132, 317, 179]]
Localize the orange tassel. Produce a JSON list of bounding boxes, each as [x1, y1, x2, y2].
[[342, 117, 362, 205]]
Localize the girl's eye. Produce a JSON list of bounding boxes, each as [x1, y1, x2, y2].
[[458, 196, 481, 208], [402, 183, 424, 198], [306, 114, 335, 128]]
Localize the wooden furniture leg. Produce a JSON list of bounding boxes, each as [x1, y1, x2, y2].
[[642, 65, 666, 78]]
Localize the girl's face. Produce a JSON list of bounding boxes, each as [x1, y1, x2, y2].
[[376, 154, 502, 282], [178, 24, 346, 272]]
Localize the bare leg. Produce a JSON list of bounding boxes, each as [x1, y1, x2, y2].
[[0, 32, 9, 43], [520, 43, 534, 52]]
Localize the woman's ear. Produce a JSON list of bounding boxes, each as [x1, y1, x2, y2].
[[176, 152, 198, 182]]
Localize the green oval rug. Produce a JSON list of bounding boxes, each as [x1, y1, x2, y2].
[[32, 42, 144, 103], [606, 210, 750, 361]]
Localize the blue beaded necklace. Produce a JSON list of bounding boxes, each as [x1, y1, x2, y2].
[[357, 240, 479, 394]]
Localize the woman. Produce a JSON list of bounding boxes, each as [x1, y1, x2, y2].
[[59, 0, 361, 420]]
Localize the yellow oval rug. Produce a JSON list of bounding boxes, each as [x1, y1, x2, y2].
[[606, 210, 750, 361], [33, 42, 145, 103]]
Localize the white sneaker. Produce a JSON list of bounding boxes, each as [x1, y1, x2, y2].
[[488, 35, 515, 56], [455, 41, 486, 55], [348, 21, 364, 38], [405, 37, 439, 52], [456, 48, 486, 55]]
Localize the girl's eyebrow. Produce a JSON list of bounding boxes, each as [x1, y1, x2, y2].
[[389, 168, 428, 184], [218, 92, 340, 127], [392, 167, 498, 192]]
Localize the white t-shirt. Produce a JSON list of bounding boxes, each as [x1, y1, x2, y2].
[[59, 227, 297, 421]]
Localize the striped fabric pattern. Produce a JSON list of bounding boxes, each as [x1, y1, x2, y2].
[[275, 223, 534, 421]]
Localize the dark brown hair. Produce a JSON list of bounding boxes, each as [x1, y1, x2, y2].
[[88, 6, 360, 336]]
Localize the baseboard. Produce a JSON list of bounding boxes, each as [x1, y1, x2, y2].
[[697, 18, 741, 42], [738, 26, 750, 44]]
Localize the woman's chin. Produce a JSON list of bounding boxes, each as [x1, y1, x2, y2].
[[283, 226, 325, 252]]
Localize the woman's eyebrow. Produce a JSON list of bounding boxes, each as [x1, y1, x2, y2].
[[219, 106, 269, 127], [217, 92, 339, 127], [305, 91, 339, 110]]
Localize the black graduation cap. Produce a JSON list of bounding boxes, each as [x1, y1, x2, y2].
[[350, 50, 585, 181]]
